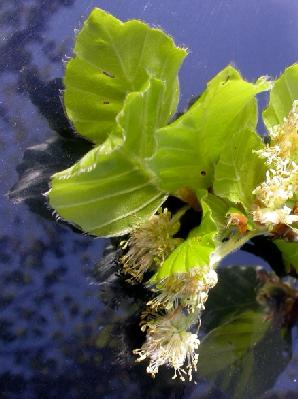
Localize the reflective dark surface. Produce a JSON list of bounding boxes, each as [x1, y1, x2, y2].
[[2, 1, 298, 398]]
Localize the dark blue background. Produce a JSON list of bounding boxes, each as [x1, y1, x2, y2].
[[1, 1, 298, 398]]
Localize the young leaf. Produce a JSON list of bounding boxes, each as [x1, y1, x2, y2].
[[152, 192, 221, 281], [213, 128, 266, 211], [188, 190, 219, 238], [263, 63, 298, 129], [198, 191, 233, 232], [274, 239, 298, 273], [64, 7, 187, 144], [152, 189, 251, 281], [152, 235, 215, 281], [149, 66, 269, 192], [48, 79, 167, 237]]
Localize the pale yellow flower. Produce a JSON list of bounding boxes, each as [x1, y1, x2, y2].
[[133, 309, 200, 381], [269, 100, 298, 162], [253, 206, 298, 226], [253, 165, 298, 210], [147, 267, 218, 313], [253, 100, 298, 229], [121, 209, 182, 282]]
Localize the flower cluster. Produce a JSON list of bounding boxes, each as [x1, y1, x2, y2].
[[147, 267, 218, 314], [253, 101, 298, 231], [120, 207, 219, 381], [133, 309, 200, 381], [134, 266, 217, 381], [120, 209, 182, 282]]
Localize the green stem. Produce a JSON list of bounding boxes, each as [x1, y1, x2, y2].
[[171, 205, 191, 225], [210, 230, 265, 267]]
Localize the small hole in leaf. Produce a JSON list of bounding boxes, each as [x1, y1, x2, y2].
[[200, 170, 206, 176], [102, 71, 115, 78]]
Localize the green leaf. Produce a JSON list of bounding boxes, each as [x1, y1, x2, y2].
[[193, 192, 254, 263], [200, 191, 233, 232], [263, 63, 298, 129], [275, 239, 298, 272], [152, 235, 215, 281], [188, 190, 219, 238], [213, 128, 266, 211], [189, 190, 236, 244], [49, 79, 167, 237], [64, 7, 187, 143], [152, 191, 221, 281], [152, 190, 252, 281], [149, 66, 269, 192]]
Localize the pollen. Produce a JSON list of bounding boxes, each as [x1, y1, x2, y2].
[[252, 100, 298, 229], [120, 209, 182, 282], [147, 267, 218, 313], [133, 309, 200, 381], [270, 100, 298, 162]]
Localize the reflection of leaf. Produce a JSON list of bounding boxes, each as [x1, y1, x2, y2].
[[49, 79, 167, 237], [10, 72, 93, 222], [202, 266, 259, 332], [200, 266, 292, 399], [200, 311, 269, 375], [9, 136, 92, 220], [199, 311, 290, 399], [19, 72, 74, 138], [274, 239, 298, 273], [64, 7, 186, 144], [263, 63, 298, 128]]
